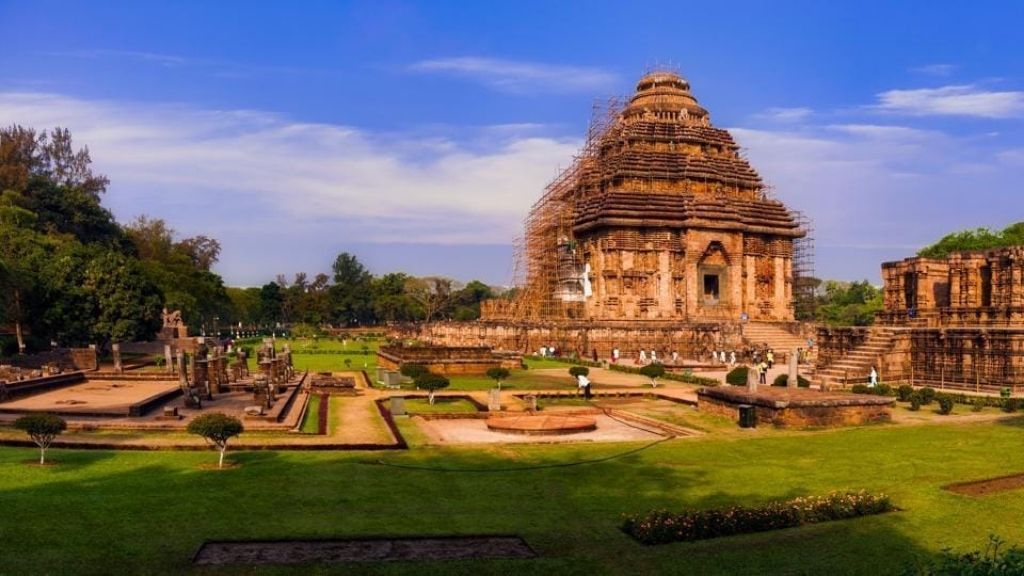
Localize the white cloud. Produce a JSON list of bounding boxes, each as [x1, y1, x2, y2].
[[409, 56, 617, 94], [874, 85, 1024, 118], [756, 107, 813, 122], [910, 64, 958, 77], [0, 92, 579, 245]]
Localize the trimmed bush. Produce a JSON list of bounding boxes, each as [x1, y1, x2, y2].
[[771, 374, 810, 387], [972, 397, 986, 412], [937, 394, 954, 415], [851, 384, 870, 395], [919, 386, 937, 405], [622, 491, 894, 545], [187, 413, 244, 469], [896, 384, 914, 402], [909, 393, 922, 411], [14, 413, 67, 465], [639, 363, 666, 387], [875, 383, 894, 397], [568, 366, 590, 379], [486, 367, 510, 390], [415, 373, 450, 405], [1003, 398, 1020, 413], [399, 364, 428, 380], [726, 366, 749, 386]]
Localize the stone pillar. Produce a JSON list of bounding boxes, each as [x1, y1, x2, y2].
[[488, 388, 502, 412], [111, 343, 123, 374], [195, 358, 211, 400], [746, 364, 759, 393], [176, 351, 187, 387], [164, 344, 174, 374], [787, 348, 800, 388]]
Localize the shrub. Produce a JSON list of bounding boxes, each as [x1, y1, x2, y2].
[[772, 374, 810, 387], [972, 397, 986, 412], [937, 394, 954, 415], [622, 491, 893, 545], [486, 367, 510, 390], [875, 383, 894, 397], [897, 384, 914, 402], [607, 364, 719, 387], [568, 366, 590, 379], [913, 535, 1024, 575], [399, 364, 428, 380], [909, 393, 922, 411], [1002, 398, 1020, 413], [639, 363, 666, 387], [415, 373, 450, 405], [187, 413, 244, 469], [14, 413, 67, 465], [851, 384, 871, 395], [919, 386, 937, 405], [726, 366, 749, 386]]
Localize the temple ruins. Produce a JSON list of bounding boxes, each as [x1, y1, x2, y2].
[[426, 70, 812, 357], [816, 246, 1024, 392]]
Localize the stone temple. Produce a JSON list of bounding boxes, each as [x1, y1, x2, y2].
[[426, 71, 811, 356]]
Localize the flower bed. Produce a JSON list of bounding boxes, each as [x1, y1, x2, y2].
[[622, 490, 894, 545]]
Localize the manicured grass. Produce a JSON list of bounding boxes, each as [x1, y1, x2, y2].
[[245, 337, 381, 373], [2, 418, 1024, 574], [405, 397, 479, 414], [447, 370, 577, 392], [299, 395, 321, 434]]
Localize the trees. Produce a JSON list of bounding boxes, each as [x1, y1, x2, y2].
[[400, 364, 429, 381], [815, 280, 883, 326], [14, 413, 66, 464], [329, 252, 374, 326], [186, 413, 244, 469], [918, 222, 1024, 259], [415, 373, 450, 405], [259, 282, 284, 326], [486, 367, 510, 390], [639, 363, 666, 388]]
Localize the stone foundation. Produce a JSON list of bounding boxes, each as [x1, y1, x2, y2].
[[413, 320, 743, 359], [697, 386, 893, 428], [377, 345, 520, 376]]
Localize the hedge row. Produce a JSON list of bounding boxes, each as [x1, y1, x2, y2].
[[607, 363, 719, 386], [525, 355, 604, 368], [622, 491, 894, 545]]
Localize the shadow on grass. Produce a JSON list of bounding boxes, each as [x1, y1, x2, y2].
[[0, 442, 945, 576]]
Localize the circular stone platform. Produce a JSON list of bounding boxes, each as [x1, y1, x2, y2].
[[485, 414, 597, 436]]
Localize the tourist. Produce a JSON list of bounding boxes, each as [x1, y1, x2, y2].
[[672, 350, 679, 364], [730, 351, 737, 366], [766, 349, 775, 369], [869, 366, 878, 388], [584, 378, 592, 400], [758, 361, 768, 385], [639, 349, 647, 364], [612, 347, 620, 364], [650, 349, 657, 363], [592, 348, 598, 363]]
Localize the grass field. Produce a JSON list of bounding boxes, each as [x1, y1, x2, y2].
[[245, 337, 381, 373], [2, 417, 1024, 574], [405, 397, 480, 414], [299, 395, 321, 434]]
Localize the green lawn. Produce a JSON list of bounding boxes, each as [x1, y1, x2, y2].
[[2, 418, 1024, 574], [244, 337, 381, 373], [405, 397, 479, 414], [299, 395, 322, 434]]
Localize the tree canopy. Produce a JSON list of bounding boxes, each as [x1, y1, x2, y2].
[[918, 222, 1024, 259]]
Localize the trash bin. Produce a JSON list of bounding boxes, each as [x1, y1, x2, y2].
[[738, 404, 757, 428]]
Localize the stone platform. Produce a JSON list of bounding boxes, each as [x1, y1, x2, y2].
[[697, 386, 894, 428], [485, 414, 598, 435], [0, 379, 181, 417]]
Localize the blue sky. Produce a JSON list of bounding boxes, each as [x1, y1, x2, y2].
[[2, 0, 1022, 287]]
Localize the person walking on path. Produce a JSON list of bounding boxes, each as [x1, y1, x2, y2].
[[869, 366, 878, 388], [766, 349, 775, 369], [758, 361, 768, 385]]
